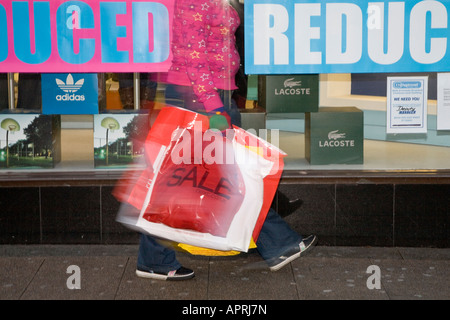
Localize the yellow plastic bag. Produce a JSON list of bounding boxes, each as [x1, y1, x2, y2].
[[177, 238, 257, 256]]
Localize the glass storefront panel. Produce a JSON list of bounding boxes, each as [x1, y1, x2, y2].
[[1, 72, 449, 173], [1, 0, 450, 175], [315, 73, 449, 171]]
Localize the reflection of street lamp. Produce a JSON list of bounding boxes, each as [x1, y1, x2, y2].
[[100, 117, 120, 165], [1, 118, 20, 168]]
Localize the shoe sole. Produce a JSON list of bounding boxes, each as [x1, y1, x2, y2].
[[269, 251, 301, 272], [135, 270, 194, 281], [269, 236, 318, 272]]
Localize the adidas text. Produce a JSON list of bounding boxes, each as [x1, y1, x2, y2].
[[56, 93, 86, 101]]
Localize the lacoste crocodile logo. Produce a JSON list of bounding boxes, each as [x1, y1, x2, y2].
[[328, 130, 346, 140], [56, 74, 84, 93], [283, 78, 302, 88]]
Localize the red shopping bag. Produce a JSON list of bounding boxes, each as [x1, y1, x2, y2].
[[113, 107, 210, 210], [113, 106, 285, 252], [143, 133, 246, 237], [232, 126, 285, 241]]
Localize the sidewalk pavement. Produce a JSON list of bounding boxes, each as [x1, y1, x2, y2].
[[0, 245, 449, 301]]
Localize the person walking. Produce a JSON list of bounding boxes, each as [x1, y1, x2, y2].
[[136, 0, 317, 281]]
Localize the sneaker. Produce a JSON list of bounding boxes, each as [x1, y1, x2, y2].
[[136, 266, 195, 281], [268, 235, 318, 271]]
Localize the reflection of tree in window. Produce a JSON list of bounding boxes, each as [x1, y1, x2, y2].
[[23, 115, 53, 158], [122, 115, 148, 153]]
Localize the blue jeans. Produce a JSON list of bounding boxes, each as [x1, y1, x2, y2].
[[138, 208, 302, 273], [138, 234, 181, 273]]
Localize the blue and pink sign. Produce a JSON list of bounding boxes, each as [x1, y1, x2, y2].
[[0, 0, 174, 72], [245, 0, 450, 74]]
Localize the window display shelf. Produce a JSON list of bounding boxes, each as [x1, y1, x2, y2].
[[279, 132, 450, 171], [0, 167, 129, 187], [2, 134, 450, 187]]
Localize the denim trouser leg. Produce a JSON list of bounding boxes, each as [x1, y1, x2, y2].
[[137, 234, 181, 273], [219, 90, 242, 127], [137, 208, 301, 269], [256, 208, 303, 261], [164, 84, 205, 112]]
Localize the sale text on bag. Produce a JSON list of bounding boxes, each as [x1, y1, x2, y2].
[[245, 0, 450, 74]]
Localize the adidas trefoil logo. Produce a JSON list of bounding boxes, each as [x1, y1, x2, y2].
[[55, 74, 86, 101], [56, 74, 84, 93]]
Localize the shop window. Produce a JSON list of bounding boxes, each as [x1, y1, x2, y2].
[[0, 74, 8, 110], [103, 73, 158, 111], [0, 72, 156, 171], [0, 73, 42, 111], [2, 72, 450, 173], [314, 73, 450, 171]]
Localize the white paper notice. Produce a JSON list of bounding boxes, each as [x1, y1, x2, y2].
[[437, 73, 450, 131], [386, 76, 428, 134]]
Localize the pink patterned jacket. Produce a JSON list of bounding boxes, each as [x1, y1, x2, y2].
[[166, 0, 241, 111]]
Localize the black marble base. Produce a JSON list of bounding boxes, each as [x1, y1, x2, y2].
[[0, 182, 448, 247]]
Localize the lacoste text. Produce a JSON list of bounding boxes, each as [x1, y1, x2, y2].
[[319, 140, 355, 147], [275, 88, 311, 95]]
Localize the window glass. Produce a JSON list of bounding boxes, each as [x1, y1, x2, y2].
[[0, 74, 8, 110], [351, 73, 437, 99]]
